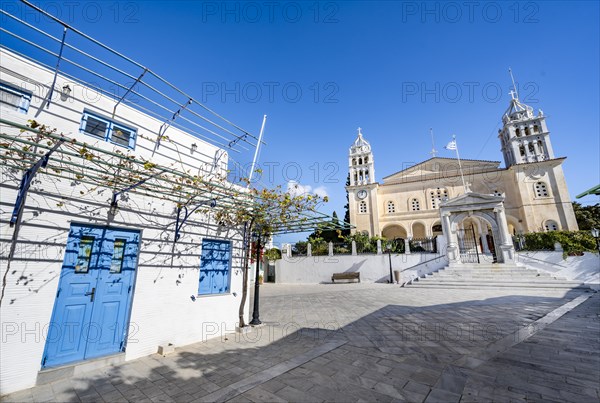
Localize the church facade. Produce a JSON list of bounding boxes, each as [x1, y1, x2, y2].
[[346, 95, 579, 241]]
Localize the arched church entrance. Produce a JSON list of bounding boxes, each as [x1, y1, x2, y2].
[[456, 216, 498, 264], [440, 192, 515, 265]]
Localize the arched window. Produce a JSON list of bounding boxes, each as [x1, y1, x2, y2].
[[524, 127, 530, 136], [528, 143, 535, 153], [358, 158, 363, 165], [386, 201, 395, 214], [515, 128, 521, 137], [537, 140, 544, 153], [352, 158, 357, 166], [359, 201, 367, 214], [533, 124, 540, 133], [519, 145, 525, 156], [544, 220, 558, 231], [430, 188, 448, 209], [411, 198, 420, 211], [364, 156, 369, 163], [535, 182, 549, 197]]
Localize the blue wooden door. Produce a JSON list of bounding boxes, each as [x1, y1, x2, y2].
[[43, 225, 140, 368], [198, 239, 231, 295]]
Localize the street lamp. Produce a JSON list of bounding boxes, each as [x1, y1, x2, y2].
[[386, 242, 394, 284], [591, 228, 600, 254], [249, 227, 262, 325]]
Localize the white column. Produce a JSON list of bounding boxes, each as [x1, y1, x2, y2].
[[495, 206, 516, 264]]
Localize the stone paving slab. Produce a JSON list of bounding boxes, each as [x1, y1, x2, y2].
[[2, 283, 598, 402]]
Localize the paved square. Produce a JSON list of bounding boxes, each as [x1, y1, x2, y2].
[[3, 283, 598, 402]]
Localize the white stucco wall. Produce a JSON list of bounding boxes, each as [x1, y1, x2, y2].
[[0, 49, 248, 395], [275, 252, 448, 285], [516, 251, 600, 290]]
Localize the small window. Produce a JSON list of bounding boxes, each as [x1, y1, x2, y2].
[[110, 239, 126, 273], [411, 198, 420, 211], [535, 182, 549, 197], [524, 127, 530, 136], [533, 124, 540, 133], [359, 201, 367, 213], [515, 128, 521, 137], [0, 82, 32, 114], [80, 111, 137, 149], [387, 201, 395, 214], [430, 188, 448, 209], [544, 220, 558, 231], [528, 143, 535, 153], [75, 236, 95, 273], [519, 145, 526, 156]]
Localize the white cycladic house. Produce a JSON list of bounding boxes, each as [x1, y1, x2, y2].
[[0, 45, 251, 394]]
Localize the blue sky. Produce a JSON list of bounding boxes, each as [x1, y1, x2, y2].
[[2, 1, 599, 243]]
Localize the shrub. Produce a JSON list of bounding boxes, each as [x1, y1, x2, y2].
[[522, 230, 597, 258]]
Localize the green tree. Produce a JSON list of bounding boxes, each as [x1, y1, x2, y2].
[[572, 202, 600, 230], [307, 211, 343, 243], [342, 173, 351, 236]]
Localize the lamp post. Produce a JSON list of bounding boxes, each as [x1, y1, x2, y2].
[[591, 228, 600, 254], [386, 242, 393, 284], [249, 228, 262, 325]]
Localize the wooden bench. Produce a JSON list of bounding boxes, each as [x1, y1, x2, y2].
[[332, 272, 360, 283]]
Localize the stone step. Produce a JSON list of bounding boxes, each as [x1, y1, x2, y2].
[[425, 273, 559, 279], [409, 281, 590, 290], [425, 274, 560, 280], [405, 263, 589, 290]]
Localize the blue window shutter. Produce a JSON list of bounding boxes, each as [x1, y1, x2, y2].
[[198, 239, 231, 295]]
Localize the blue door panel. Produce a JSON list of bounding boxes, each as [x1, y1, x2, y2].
[[43, 225, 140, 368]]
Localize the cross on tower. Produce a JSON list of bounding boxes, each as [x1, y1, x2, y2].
[[357, 127, 362, 135]]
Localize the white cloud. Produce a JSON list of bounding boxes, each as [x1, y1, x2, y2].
[[313, 186, 329, 198], [286, 180, 328, 198]]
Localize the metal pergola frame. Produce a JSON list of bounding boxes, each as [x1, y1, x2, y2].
[[1, 119, 353, 238]]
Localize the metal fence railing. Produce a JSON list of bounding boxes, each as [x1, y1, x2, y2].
[[408, 237, 437, 253]]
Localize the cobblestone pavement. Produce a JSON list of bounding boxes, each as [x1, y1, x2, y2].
[[3, 283, 599, 402]]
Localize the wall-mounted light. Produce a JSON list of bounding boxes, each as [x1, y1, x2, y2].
[[109, 200, 119, 217], [61, 84, 71, 101], [191, 143, 197, 154]]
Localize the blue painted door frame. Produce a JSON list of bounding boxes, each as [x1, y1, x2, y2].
[[42, 224, 140, 368]]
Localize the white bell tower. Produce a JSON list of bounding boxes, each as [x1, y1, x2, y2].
[[498, 76, 555, 168], [349, 127, 375, 186]]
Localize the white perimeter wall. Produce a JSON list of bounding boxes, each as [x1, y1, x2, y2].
[[517, 251, 600, 290], [275, 252, 448, 285]]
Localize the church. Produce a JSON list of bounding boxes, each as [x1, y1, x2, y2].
[[346, 93, 579, 244]]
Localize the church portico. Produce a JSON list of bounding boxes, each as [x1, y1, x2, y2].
[[440, 193, 515, 265]]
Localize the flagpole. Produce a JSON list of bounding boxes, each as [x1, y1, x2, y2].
[[453, 135, 467, 193]]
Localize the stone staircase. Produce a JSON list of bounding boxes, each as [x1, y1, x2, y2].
[[407, 263, 591, 290]]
